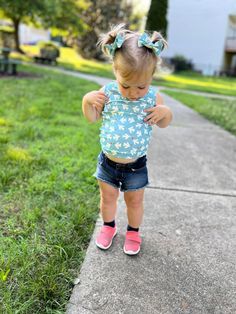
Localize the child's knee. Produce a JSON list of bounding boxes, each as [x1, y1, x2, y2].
[[124, 192, 144, 209]]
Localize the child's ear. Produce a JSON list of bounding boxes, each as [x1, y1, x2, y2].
[[112, 64, 117, 76], [152, 65, 157, 75]]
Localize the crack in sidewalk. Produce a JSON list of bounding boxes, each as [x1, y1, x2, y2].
[[147, 185, 236, 198]]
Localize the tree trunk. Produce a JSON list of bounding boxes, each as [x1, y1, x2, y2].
[[12, 18, 25, 54]]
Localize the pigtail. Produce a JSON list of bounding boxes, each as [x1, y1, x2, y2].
[[151, 31, 168, 50], [97, 23, 126, 57]]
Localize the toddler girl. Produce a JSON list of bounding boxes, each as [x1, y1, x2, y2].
[[82, 24, 172, 255]]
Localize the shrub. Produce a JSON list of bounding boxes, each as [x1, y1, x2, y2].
[[38, 41, 60, 60], [171, 54, 193, 72]]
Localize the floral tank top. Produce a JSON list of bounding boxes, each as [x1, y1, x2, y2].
[[100, 81, 156, 159]]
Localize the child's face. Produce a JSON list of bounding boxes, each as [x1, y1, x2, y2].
[[115, 70, 153, 101]]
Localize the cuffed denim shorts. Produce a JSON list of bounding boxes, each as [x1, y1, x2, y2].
[[93, 151, 149, 192]]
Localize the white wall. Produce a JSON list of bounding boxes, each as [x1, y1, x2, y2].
[[164, 0, 236, 75]]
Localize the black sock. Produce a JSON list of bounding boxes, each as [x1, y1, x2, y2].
[[104, 220, 115, 228], [127, 225, 139, 232]]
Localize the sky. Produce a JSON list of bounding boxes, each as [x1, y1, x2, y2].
[[132, 0, 151, 14]]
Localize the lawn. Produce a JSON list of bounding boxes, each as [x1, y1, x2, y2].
[[154, 71, 236, 97], [11, 46, 236, 97], [0, 64, 101, 313], [163, 90, 236, 135], [13, 45, 114, 79]]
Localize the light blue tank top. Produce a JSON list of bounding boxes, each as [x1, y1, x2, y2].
[[100, 81, 157, 159]]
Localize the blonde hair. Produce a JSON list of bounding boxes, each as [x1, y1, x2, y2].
[[98, 24, 167, 78]]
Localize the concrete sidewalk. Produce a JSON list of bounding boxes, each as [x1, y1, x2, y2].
[[26, 63, 236, 100], [53, 66, 236, 100], [66, 88, 236, 313]]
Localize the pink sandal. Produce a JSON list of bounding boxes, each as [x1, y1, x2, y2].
[[124, 231, 142, 255], [95, 225, 117, 250]]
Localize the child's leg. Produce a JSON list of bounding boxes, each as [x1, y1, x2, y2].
[[124, 189, 145, 228], [123, 189, 144, 255], [98, 180, 120, 222], [95, 180, 119, 250]]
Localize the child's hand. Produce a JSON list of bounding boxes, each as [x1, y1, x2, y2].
[[85, 91, 108, 114], [144, 105, 172, 127]]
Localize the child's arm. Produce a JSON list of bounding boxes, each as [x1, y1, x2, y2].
[[82, 89, 107, 123], [144, 93, 173, 128], [155, 94, 173, 127]]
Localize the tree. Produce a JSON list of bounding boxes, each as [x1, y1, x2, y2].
[[0, 0, 48, 52], [146, 0, 168, 39], [0, 0, 84, 52], [40, 0, 85, 38], [77, 0, 133, 59]]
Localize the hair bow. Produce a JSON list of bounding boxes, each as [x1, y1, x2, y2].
[[138, 32, 164, 56], [104, 33, 125, 57]]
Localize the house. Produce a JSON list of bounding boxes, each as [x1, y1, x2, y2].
[[0, 19, 50, 46], [224, 14, 236, 75], [164, 0, 236, 75], [19, 24, 50, 45]]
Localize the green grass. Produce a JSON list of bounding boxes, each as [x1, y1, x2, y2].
[[154, 71, 236, 96], [0, 64, 101, 313], [12, 45, 115, 79], [163, 90, 236, 135], [11, 46, 236, 96]]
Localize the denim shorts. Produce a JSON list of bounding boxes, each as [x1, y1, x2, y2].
[[93, 151, 149, 192]]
